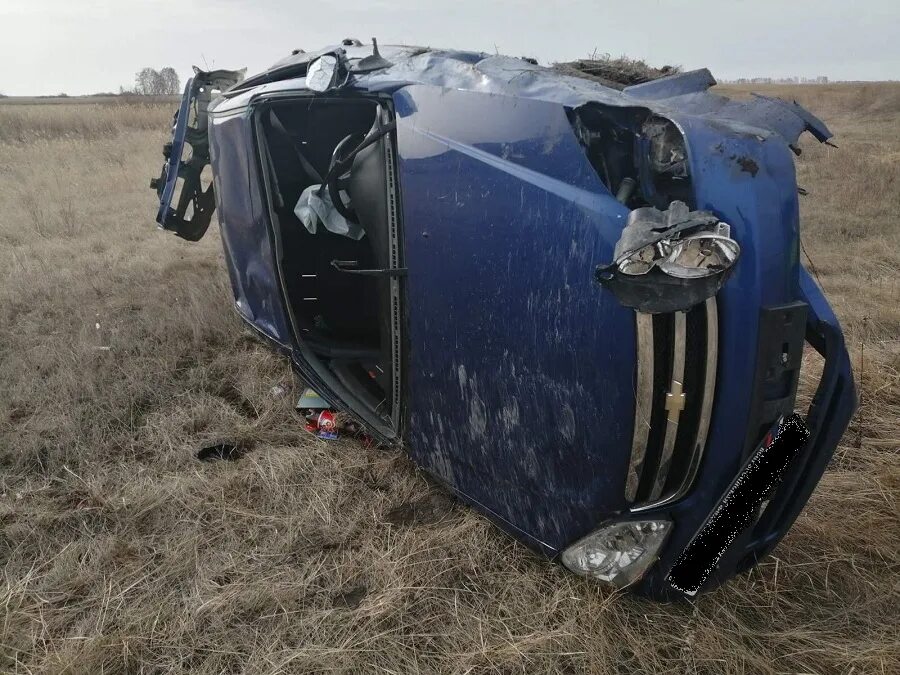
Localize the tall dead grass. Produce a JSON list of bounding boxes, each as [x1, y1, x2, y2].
[[0, 86, 898, 673], [0, 102, 173, 144]]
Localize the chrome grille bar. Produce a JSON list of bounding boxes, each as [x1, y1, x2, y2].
[[630, 297, 719, 512], [625, 311, 654, 502], [677, 297, 718, 499], [648, 310, 687, 501]]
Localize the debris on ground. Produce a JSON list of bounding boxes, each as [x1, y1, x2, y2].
[[297, 387, 341, 438], [305, 409, 340, 440], [297, 402, 375, 446], [297, 387, 330, 410]]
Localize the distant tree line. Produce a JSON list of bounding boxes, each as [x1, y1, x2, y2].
[[124, 67, 181, 96], [721, 76, 830, 84]]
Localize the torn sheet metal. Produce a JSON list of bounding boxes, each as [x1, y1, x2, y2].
[[233, 45, 832, 148]]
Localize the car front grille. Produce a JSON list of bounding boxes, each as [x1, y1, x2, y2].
[[626, 298, 718, 510]]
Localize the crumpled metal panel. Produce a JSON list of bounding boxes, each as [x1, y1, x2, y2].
[[366, 54, 832, 146], [231, 45, 832, 148]]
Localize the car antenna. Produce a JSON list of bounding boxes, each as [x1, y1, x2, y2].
[[352, 37, 393, 73]]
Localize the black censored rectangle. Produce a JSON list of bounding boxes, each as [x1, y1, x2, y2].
[[667, 414, 811, 596]]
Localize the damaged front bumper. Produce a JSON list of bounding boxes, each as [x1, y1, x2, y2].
[[560, 270, 856, 597], [626, 270, 857, 599]]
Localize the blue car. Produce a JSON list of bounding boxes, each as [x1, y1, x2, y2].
[[151, 41, 857, 599]]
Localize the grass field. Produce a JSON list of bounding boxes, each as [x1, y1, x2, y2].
[[0, 84, 898, 673]]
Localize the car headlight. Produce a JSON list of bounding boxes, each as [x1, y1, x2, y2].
[[617, 240, 673, 276], [618, 227, 739, 279], [597, 203, 741, 314], [658, 231, 740, 279], [560, 519, 671, 587]]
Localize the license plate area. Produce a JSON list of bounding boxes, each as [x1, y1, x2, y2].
[[666, 414, 810, 596]]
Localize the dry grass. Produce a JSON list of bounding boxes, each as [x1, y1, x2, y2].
[[0, 101, 173, 145], [553, 55, 679, 89], [0, 85, 898, 674]]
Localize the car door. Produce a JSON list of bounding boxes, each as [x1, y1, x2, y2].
[[151, 68, 293, 349], [151, 68, 244, 241], [392, 85, 639, 553]]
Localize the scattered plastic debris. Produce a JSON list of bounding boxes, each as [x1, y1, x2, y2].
[[297, 387, 346, 439], [306, 410, 340, 439], [270, 384, 287, 397], [297, 387, 330, 409], [297, 402, 375, 446]]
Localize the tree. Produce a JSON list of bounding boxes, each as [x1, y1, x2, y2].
[[134, 67, 157, 95], [133, 67, 181, 96], [160, 67, 180, 95]]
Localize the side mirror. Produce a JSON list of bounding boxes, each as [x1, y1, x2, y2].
[[306, 55, 339, 92]]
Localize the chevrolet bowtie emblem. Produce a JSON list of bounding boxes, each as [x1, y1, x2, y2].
[[665, 379, 686, 424]]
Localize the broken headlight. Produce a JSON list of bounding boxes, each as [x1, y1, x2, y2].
[[596, 201, 740, 313], [561, 519, 671, 588], [660, 229, 740, 278], [619, 225, 739, 279]]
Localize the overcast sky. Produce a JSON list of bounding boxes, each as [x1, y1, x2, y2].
[[1, 0, 898, 96]]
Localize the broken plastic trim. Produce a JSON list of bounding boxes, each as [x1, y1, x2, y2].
[[596, 201, 740, 314]]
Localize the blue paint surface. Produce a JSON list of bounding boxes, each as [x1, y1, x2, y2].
[[394, 86, 636, 551], [155, 77, 194, 228], [208, 110, 292, 347]]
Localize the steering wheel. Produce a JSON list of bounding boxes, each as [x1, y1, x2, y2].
[[327, 133, 362, 224]]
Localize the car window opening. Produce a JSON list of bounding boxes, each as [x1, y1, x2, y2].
[[259, 97, 400, 428]]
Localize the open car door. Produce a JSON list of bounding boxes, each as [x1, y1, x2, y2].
[[151, 67, 245, 241], [150, 67, 294, 348]]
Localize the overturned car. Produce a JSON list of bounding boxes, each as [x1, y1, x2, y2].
[[150, 41, 857, 599]]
